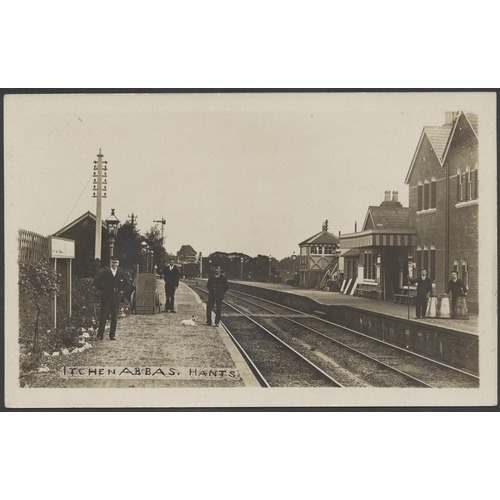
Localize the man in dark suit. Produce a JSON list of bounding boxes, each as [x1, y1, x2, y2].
[[161, 257, 179, 312], [93, 255, 130, 340], [447, 271, 468, 317], [205, 265, 229, 327], [408, 268, 432, 319]]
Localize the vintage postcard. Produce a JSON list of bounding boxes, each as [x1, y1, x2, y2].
[[4, 91, 497, 408]]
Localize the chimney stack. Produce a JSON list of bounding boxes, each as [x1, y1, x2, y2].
[[392, 191, 399, 203], [384, 190, 391, 202], [445, 111, 456, 125]]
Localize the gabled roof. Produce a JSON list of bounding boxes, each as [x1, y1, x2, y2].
[[405, 123, 453, 184], [441, 111, 479, 161], [299, 229, 340, 246], [363, 206, 410, 231], [465, 112, 478, 137], [424, 124, 454, 160], [52, 211, 107, 237], [405, 111, 479, 185]]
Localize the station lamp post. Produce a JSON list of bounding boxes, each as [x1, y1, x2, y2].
[[240, 257, 244, 280], [105, 209, 120, 258], [149, 249, 154, 273], [141, 241, 148, 272], [292, 251, 296, 286], [268, 255, 272, 283]]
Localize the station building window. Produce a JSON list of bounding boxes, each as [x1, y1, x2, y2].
[[466, 167, 472, 201], [430, 179, 437, 208], [423, 245, 429, 273], [462, 259, 469, 288], [457, 165, 478, 203], [457, 168, 471, 202], [457, 169, 463, 202], [311, 245, 321, 255], [471, 165, 478, 200], [424, 182, 430, 210], [363, 252, 373, 280], [324, 245, 334, 255], [416, 248, 422, 273], [418, 180, 436, 211]]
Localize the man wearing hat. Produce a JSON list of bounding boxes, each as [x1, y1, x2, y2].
[[205, 265, 229, 327], [161, 257, 179, 312], [408, 268, 432, 319], [93, 255, 130, 340]]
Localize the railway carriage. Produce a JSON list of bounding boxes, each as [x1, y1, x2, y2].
[[182, 261, 200, 278]]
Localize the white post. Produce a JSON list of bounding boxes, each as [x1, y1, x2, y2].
[[67, 259, 72, 317], [51, 258, 57, 329]]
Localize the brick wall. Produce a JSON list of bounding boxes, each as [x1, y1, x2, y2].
[[446, 113, 479, 312], [407, 134, 448, 292], [407, 114, 479, 313]]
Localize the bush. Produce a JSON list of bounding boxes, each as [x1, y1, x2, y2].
[[71, 276, 101, 329], [19, 259, 60, 356]]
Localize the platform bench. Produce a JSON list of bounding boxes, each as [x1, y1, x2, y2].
[[355, 282, 378, 299], [393, 286, 417, 305]]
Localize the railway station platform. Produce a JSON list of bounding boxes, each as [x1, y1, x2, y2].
[[226, 281, 478, 335], [219, 279, 479, 374], [28, 281, 260, 388]]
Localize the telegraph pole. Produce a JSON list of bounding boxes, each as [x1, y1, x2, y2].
[[92, 149, 108, 260], [128, 212, 138, 227]]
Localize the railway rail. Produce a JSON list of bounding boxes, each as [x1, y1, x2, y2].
[[189, 283, 479, 389], [192, 287, 341, 387]]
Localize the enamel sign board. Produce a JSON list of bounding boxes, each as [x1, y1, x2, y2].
[[50, 236, 75, 259]]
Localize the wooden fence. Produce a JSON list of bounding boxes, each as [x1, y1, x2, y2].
[[18, 229, 49, 263]]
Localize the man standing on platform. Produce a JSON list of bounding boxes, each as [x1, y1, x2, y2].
[[447, 271, 468, 317], [408, 268, 432, 319], [162, 257, 179, 312], [205, 265, 229, 327], [93, 255, 130, 340]]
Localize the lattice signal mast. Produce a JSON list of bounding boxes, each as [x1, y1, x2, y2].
[[153, 216, 166, 247], [92, 149, 108, 260]]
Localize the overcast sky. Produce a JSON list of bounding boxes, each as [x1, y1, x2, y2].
[[5, 92, 491, 260]]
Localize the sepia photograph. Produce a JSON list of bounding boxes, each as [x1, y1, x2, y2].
[[3, 90, 497, 408]]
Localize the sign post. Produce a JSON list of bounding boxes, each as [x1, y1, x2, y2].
[[49, 236, 75, 328]]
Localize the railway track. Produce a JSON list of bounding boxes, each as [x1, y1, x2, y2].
[[192, 287, 341, 387], [189, 284, 479, 388], [224, 288, 480, 388]]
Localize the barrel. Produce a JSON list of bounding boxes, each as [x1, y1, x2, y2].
[[437, 294, 452, 318], [454, 295, 469, 319], [426, 295, 438, 318]]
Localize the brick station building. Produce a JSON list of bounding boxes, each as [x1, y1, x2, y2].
[[405, 111, 478, 312], [340, 111, 479, 312], [340, 191, 417, 299]]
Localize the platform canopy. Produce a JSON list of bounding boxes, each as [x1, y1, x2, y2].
[[340, 228, 416, 249]]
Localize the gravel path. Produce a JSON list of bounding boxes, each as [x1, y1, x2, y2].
[[22, 282, 245, 388]]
